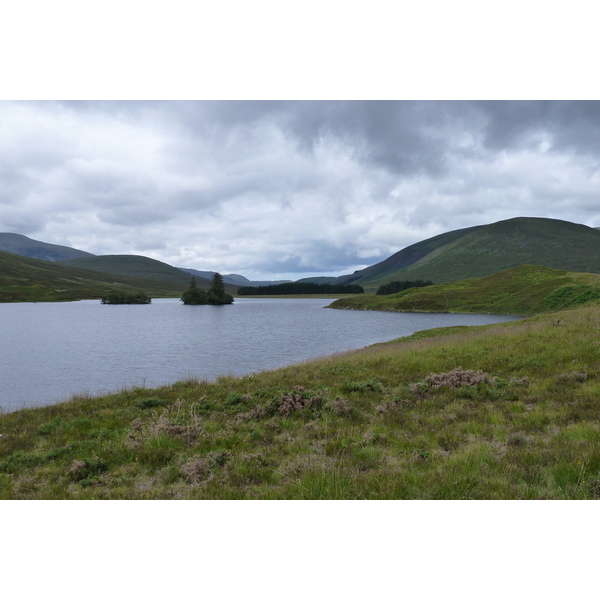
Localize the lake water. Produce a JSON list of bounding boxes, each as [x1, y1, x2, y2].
[[0, 298, 520, 412]]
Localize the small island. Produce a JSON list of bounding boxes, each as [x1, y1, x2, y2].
[[101, 291, 151, 305], [181, 273, 234, 305]]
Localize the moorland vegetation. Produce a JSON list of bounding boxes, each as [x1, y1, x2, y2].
[[330, 265, 600, 316], [376, 280, 433, 295]]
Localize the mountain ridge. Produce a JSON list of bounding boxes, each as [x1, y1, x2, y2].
[[0, 232, 95, 262], [0, 232, 279, 289], [177, 267, 291, 288]]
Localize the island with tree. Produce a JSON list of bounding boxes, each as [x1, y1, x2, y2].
[[101, 291, 151, 304], [180, 273, 234, 305]]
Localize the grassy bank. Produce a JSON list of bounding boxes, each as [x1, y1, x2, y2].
[[329, 265, 600, 316], [2, 298, 600, 499]]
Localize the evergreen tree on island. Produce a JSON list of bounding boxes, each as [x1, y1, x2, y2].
[[101, 290, 151, 304], [180, 274, 234, 305]]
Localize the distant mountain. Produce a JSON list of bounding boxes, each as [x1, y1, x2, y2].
[[59, 255, 236, 294], [178, 267, 291, 288], [330, 217, 600, 290], [0, 233, 95, 262]]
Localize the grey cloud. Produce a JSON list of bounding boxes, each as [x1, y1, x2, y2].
[[473, 101, 600, 156], [3, 101, 600, 279]]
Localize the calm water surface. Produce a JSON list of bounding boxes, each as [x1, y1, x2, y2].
[[1, 298, 520, 412]]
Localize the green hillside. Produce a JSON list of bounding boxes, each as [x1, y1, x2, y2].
[[335, 217, 600, 290], [340, 224, 483, 285], [0, 251, 187, 302], [59, 255, 237, 295], [329, 265, 600, 316], [59, 255, 199, 285]]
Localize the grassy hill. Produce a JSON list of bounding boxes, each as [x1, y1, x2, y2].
[[0, 232, 95, 261], [2, 289, 600, 499], [330, 217, 600, 291], [59, 255, 201, 286], [59, 255, 237, 295], [0, 250, 187, 302], [329, 265, 600, 316]]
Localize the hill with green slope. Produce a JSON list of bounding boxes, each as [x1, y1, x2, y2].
[[59, 255, 198, 286], [0, 251, 187, 302], [340, 224, 483, 285], [0, 232, 95, 261], [59, 255, 236, 295], [332, 217, 600, 290], [329, 265, 600, 316]]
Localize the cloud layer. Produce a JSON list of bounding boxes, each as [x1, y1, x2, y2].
[[2, 100, 600, 279]]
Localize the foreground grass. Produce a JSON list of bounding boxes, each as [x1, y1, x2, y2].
[[2, 300, 600, 499]]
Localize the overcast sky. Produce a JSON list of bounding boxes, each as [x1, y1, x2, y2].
[[2, 100, 600, 279]]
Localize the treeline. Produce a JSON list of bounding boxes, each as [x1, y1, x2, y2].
[[101, 291, 151, 304], [376, 280, 434, 295], [237, 282, 364, 295]]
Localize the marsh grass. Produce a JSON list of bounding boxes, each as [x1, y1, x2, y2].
[[2, 301, 600, 499]]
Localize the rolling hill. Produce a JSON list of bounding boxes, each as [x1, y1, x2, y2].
[[0, 232, 95, 262], [58, 255, 237, 294], [59, 255, 197, 286], [0, 250, 188, 302], [330, 217, 600, 290]]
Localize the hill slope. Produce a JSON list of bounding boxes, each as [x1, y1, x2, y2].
[[0, 251, 187, 302], [59, 255, 238, 294], [0, 232, 95, 262], [329, 264, 600, 316], [335, 217, 600, 289]]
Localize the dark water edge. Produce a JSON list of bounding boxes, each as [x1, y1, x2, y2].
[[1, 298, 520, 412]]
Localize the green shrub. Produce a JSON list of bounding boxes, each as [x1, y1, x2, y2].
[[342, 378, 383, 393], [38, 416, 65, 436], [137, 397, 167, 409]]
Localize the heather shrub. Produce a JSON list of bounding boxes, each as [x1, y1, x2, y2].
[[409, 367, 500, 398], [235, 405, 266, 423], [278, 386, 324, 417], [328, 397, 351, 416], [558, 372, 588, 384], [67, 457, 108, 482], [181, 455, 209, 484]]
